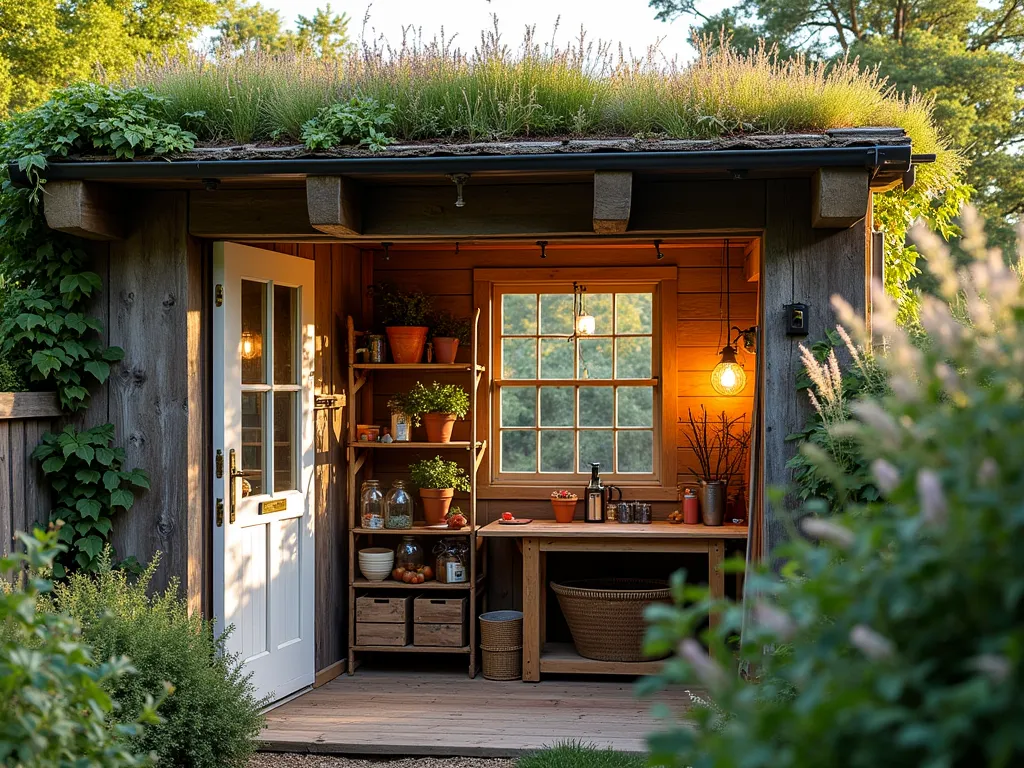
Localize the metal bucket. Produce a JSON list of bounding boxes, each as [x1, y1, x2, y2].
[[699, 480, 726, 526]]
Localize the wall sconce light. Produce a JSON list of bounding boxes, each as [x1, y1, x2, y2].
[[573, 282, 595, 336], [241, 330, 262, 361]]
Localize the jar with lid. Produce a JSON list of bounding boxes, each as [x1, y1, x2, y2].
[[434, 538, 469, 584], [360, 480, 384, 529], [384, 480, 413, 529], [395, 536, 424, 571]]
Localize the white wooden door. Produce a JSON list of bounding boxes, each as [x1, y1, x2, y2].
[[213, 242, 315, 703]]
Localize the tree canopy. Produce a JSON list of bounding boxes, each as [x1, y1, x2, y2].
[[212, 0, 351, 56]]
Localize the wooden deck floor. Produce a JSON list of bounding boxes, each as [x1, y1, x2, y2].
[[259, 666, 693, 758]]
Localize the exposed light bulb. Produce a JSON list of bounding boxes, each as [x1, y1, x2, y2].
[[576, 313, 596, 336], [720, 366, 736, 389], [711, 345, 746, 395], [242, 338, 254, 357]]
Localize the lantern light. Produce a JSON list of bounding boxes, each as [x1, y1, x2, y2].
[[576, 313, 596, 336], [241, 330, 262, 361], [711, 344, 746, 396]]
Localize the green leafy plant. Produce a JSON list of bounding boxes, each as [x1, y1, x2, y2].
[[388, 381, 470, 425], [430, 310, 472, 343], [642, 210, 1024, 768], [409, 456, 471, 491], [370, 282, 433, 328], [517, 740, 648, 768], [301, 95, 395, 152], [32, 424, 150, 577], [50, 552, 267, 768], [0, 527, 159, 768]]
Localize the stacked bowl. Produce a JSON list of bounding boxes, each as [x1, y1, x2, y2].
[[358, 547, 395, 581]]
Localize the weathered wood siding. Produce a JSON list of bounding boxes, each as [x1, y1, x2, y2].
[[0, 394, 61, 556]]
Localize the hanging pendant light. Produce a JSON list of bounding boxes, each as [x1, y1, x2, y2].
[[711, 239, 746, 395], [573, 281, 595, 336]]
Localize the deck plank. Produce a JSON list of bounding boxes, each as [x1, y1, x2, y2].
[[259, 668, 694, 757]]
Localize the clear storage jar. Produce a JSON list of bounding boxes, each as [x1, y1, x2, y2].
[[395, 536, 424, 571], [435, 538, 469, 584], [360, 480, 384, 529], [384, 480, 413, 529]]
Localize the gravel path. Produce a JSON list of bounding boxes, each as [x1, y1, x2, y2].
[[249, 754, 516, 768]]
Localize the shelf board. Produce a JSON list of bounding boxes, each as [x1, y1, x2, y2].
[[352, 363, 485, 372], [349, 441, 482, 450], [352, 578, 478, 590], [351, 644, 471, 654], [353, 524, 477, 535], [539, 643, 666, 676]]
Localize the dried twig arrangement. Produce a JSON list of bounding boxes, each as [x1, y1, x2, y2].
[[680, 406, 750, 486]]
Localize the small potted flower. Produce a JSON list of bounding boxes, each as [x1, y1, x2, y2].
[[410, 456, 471, 525], [550, 490, 578, 523], [428, 310, 472, 364], [370, 283, 433, 364], [390, 381, 470, 443]]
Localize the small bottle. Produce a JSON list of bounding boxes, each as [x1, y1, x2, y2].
[[683, 487, 699, 525], [585, 463, 604, 523]]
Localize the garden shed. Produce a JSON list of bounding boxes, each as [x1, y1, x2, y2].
[[3, 127, 925, 718]]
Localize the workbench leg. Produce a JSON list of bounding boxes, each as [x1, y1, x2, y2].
[[522, 538, 541, 682], [539, 550, 547, 645], [708, 539, 724, 657]]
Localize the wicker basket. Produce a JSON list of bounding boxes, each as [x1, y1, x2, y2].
[[479, 610, 524, 681], [550, 579, 671, 662]]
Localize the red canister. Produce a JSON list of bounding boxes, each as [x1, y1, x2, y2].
[[683, 487, 699, 525]]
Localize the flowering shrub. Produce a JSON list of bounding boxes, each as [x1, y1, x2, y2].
[[643, 210, 1024, 767]]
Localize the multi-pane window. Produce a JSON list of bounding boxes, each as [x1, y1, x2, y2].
[[495, 286, 659, 480]]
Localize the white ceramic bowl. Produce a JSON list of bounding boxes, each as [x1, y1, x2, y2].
[[358, 548, 395, 581]]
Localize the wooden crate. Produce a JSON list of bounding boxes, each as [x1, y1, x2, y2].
[[356, 595, 413, 624], [357, 621, 410, 647], [413, 622, 466, 648], [414, 596, 467, 625]]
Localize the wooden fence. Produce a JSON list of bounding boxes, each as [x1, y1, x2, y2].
[[0, 392, 60, 557]]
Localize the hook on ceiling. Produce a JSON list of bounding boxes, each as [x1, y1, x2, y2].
[[654, 239, 664, 260], [537, 240, 548, 259]]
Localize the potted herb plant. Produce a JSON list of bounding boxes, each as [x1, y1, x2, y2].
[[410, 456, 471, 525], [428, 310, 471, 364], [389, 381, 470, 443], [370, 283, 433, 364]]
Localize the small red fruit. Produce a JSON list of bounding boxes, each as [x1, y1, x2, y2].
[[502, 512, 514, 521]]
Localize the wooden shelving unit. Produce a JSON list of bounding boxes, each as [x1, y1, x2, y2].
[[346, 311, 486, 677]]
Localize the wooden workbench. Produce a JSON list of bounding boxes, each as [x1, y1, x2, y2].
[[478, 520, 748, 681]]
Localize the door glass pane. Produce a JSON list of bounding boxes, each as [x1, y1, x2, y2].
[[539, 338, 573, 379], [539, 294, 573, 335], [617, 387, 654, 427], [616, 337, 652, 379], [273, 285, 297, 385], [618, 431, 654, 473], [540, 430, 574, 473], [502, 294, 537, 335], [539, 386, 574, 427], [503, 338, 537, 379], [241, 280, 267, 384], [579, 430, 613, 473], [615, 293, 653, 334], [273, 391, 296, 492], [241, 391, 265, 495], [501, 386, 536, 427], [579, 387, 613, 427], [501, 430, 536, 472]]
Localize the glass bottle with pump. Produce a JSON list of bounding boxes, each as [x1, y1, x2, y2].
[[585, 463, 605, 523]]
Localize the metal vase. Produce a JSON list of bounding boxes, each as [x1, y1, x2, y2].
[[699, 480, 726, 526]]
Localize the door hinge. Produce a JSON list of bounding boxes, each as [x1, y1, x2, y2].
[[216, 498, 224, 527], [215, 449, 223, 478], [215, 284, 224, 307]]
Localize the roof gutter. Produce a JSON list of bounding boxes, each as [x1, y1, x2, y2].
[[7, 144, 930, 187]]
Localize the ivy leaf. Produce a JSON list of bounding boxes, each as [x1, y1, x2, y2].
[[75, 444, 95, 463], [127, 469, 150, 490], [110, 488, 134, 509], [42, 456, 66, 473], [75, 498, 102, 520], [103, 470, 121, 491], [84, 360, 111, 383], [92, 518, 112, 536], [94, 446, 115, 467], [75, 469, 101, 484]]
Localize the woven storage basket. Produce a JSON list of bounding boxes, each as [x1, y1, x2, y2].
[[479, 610, 524, 681], [551, 579, 671, 662], [480, 646, 523, 680]]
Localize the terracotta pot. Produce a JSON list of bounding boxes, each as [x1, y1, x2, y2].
[[432, 337, 460, 364], [385, 326, 429, 364], [420, 488, 454, 526], [423, 412, 457, 443], [550, 498, 578, 524]]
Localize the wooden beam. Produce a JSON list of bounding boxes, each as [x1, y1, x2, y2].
[[189, 189, 326, 239], [743, 240, 760, 282], [592, 171, 632, 234], [43, 181, 126, 240], [307, 176, 362, 236], [812, 169, 869, 229], [0, 392, 61, 420]]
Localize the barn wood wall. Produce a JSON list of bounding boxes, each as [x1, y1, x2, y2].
[[0, 397, 60, 557]]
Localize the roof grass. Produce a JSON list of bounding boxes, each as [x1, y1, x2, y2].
[[128, 28, 960, 193]]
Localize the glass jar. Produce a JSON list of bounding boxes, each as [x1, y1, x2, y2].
[[435, 538, 469, 584], [385, 480, 413, 529], [360, 480, 384, 530], [395, 536, 424, 571]]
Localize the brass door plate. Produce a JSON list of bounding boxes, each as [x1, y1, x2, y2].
[[260, 498, 288, 515]]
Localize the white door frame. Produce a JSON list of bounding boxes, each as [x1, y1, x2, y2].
[[212, 242, 316, 703]]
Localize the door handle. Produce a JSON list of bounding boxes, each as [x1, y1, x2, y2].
[[227, 449, 259, 523]]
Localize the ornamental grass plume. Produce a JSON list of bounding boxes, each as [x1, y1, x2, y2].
[[643, 209, 1024, 768]]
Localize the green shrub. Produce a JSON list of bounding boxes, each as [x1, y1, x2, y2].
[[51, 553, 266, 768], [301, 95, 394, 151], [388, 381, 470, 424], [642, 209, 1024, 767], [0, 528, 157, 768], [517, 741, 648, 768], [409, 455, 471, 491]]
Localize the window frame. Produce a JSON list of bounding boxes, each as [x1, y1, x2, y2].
[[474, 267, 678, 499]]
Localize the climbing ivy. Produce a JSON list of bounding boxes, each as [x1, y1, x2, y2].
[[0, 83, 191, 571]]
